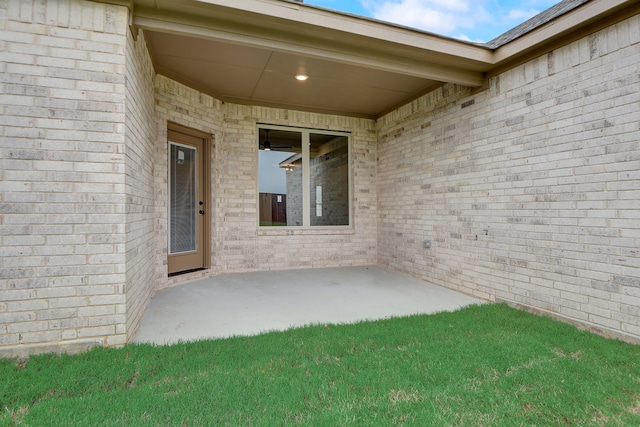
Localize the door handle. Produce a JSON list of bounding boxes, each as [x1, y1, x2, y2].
[[199, 210, 205, 215]]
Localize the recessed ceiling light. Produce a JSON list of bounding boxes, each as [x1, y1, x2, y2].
[[295, 74, 308, 81]]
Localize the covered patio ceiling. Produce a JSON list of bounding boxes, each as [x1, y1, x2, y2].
[[143, 30, 452, 118], [129, 0, 634, 119]]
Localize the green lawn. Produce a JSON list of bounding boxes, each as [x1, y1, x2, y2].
[[2, 303, 639, 426]]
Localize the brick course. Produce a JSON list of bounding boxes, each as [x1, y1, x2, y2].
[[0, 0, 129, 356], [376, 15, 640, 342], [155, 77, 378, 289], [123, 27, 156, 343], [1, 1, 638, 356]]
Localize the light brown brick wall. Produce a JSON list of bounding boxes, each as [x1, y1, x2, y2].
[[0, 0, 129, 356], [123, 29, 157, 342], [377, 15, 640, 342], [154, 77, 378, 289], [0, 1, 637, 355]]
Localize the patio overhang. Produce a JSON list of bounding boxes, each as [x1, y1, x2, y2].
[[123, 0, 637, 119]]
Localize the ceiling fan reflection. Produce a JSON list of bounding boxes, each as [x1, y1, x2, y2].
[[260, 129, 293, 151]]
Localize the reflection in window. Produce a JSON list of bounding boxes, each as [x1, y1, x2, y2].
[[258, 127, 350, 227], [309, 134, 349, 226], [258, 129, 302, 226]]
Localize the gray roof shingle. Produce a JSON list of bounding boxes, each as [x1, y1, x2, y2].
[[485, 0, 591, 48]]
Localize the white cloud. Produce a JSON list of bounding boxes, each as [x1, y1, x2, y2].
[[506, 8, 540, 22], [363, 0, 490, 39], [360, 0, 557, 42], [421, 0, 470, 12], [368, 1, 457, 33]]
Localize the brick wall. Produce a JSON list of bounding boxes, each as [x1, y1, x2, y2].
[[0, 0, 129, 356], [377, 15, 640, 342], [223, 105, 377, 273], [1, 0, 636, 355], [123, 29, 156, 342], [155, 77, 378, 289], [154, 75, 224, 289]]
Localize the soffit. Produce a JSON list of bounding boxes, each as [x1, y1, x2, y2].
[[130, 0, 636, 118], [132, 0, 491, 118], [144, 30, 446, 118]]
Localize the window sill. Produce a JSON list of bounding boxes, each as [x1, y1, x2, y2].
[[257, 227, 355, 236]]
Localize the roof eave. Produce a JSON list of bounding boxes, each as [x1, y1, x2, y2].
[[132, 0, 492, 85], [491, 0, 638, 66]]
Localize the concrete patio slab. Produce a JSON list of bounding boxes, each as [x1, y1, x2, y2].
[[132, 266, 483, 345]]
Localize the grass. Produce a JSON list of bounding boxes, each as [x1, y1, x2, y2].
[[259, 221, 287, 226], [2, 303, 639, 426]]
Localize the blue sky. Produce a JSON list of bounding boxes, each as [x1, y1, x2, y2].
[[305, 0, 560, 43]]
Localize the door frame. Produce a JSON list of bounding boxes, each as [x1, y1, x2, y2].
[[167, 122, 211, 275]]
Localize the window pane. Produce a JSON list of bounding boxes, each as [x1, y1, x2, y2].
[[169, 142, 197, 253], [309, 134, 349, 226], [258, 129, 303, 226]]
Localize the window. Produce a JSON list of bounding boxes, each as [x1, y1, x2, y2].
[[169, 141, 197, 254], [258, 125, 350, 228]]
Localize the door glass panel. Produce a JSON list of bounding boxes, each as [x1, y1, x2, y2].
[[309, 134, 349, 226], [258, 129, 303, 226], [169, 142, 197, 254]]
